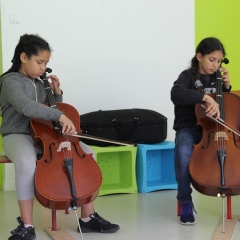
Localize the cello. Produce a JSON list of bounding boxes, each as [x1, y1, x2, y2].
[[189, 66, 240, 197], [30, 70, 103, 211]]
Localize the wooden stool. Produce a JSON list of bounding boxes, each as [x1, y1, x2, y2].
[[0, 155, 12, 163]]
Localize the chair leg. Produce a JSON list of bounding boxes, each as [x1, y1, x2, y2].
[[44, 209, 75, 239], [177, 201, 181, 216], [51, 210, 57, 231], [227, 196, 232, 219]]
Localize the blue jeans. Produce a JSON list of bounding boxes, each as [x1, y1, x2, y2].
[[174, 127, 202, 204]]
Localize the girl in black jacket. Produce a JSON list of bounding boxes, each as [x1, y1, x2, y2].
[[171, 37, 231, 225]]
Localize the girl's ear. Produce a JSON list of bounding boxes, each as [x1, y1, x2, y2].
[[196, 53, 203, 62], [20, 52, 27, 63]]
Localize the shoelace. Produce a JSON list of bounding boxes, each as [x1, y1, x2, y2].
[[11, 225, 22, 235], [11, 217, 24, 234], [11, 225, 28, 237], [10, 217, 31, 237], [181, 204, 197, 216], [90, 212, 110, 223], [90, 212, 110, 232]]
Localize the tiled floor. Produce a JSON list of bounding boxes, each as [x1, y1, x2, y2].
[[1, 189, 240, 240]]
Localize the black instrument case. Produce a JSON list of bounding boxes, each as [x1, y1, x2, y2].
[[80, 108, 167, 146]]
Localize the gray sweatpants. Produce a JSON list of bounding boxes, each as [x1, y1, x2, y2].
[[2, 134, 95, 200]]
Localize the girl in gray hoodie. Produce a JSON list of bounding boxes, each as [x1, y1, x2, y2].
[[1, 34, 119, 240]]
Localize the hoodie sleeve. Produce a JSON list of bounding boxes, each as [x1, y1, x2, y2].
[[171, 70, 204, 106], [1, 76, 63, 121]]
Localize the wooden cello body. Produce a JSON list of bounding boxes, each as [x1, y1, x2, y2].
[[189, 71, 240, 197], [30, 102, 102, 210]]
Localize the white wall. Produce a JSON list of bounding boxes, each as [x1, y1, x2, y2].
[[0, 0, 195, 141]]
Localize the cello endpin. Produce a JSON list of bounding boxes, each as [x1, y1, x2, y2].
[[217, 193, 226, 198]]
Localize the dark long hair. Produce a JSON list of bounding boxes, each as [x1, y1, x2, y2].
[[189, 37, 226, 80], [1, 34, 51, 77]]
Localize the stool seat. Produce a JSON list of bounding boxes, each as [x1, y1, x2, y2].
[[0, 154, 11, 163]]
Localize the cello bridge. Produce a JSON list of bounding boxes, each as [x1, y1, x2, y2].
[[214, 131, 228, 141], [57, 141, 71, 152]]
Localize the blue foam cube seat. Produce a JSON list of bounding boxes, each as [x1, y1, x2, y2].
[[136, 141, 177, 193]]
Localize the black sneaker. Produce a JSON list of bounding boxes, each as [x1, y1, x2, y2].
[[8, 217, 36, 240], [180, 202, 197, 225], [77, 212, 120, 233]]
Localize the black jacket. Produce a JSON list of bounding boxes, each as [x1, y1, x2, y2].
[[171, 69, 231, 131]]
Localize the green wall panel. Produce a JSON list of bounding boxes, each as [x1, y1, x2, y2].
[[195, 0, 240, 90]]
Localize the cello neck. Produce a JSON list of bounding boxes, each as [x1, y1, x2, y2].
[[40, 68, 56, 108], [41, 68, 62, 133], [216, 68, 225, 121], [41, 79, 58, 108]]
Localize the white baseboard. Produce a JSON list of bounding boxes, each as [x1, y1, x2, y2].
[[3, 181, 15, 191]]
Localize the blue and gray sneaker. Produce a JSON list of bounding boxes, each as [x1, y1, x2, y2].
[[180, 202, 197, 225]]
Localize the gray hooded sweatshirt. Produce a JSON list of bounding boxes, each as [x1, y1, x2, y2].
[[0, 72, 63, 136]]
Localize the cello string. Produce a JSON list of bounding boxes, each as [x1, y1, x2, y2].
[[217, 70, 223, 152], [60, 129, 72, 161], [44, 79, 72, 159], [216, 69, 225, 153], [217, 69, 226, 189], [45, 83, 73, 160]]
